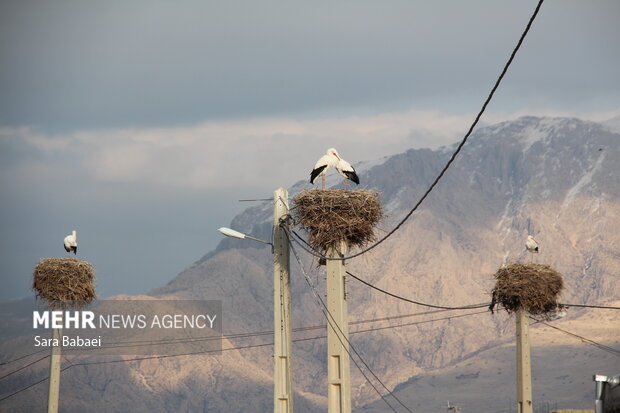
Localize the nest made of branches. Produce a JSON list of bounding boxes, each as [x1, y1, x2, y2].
[[33, 258, 96, 310], [293, 189, 383, 253], [491, 262, 563, 315]]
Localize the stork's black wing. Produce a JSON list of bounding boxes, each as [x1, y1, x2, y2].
[[343, 169, 359, 185], [310, 165, 327, 184]]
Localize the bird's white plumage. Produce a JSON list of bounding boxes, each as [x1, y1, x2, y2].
[[525, 235, 538, 253], [336, 158, 355, 179], [310, 148, 359, 186], [310, 149, 340, 184], [313, 154, 339, 175], [64, 230, 77, 254]]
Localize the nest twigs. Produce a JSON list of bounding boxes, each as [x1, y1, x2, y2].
[[33, 258, 96, 310], [293, 189, 383, 254], [490, 262, 563, 316]]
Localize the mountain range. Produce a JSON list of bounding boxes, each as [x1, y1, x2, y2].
[[1, 115, 619, 412]]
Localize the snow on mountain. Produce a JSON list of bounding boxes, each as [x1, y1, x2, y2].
[[170, 115, 620, 410], [3, 116, 619, 412], [602, 114, 620, 134]]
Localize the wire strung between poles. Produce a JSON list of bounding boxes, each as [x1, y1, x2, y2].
[[285, 230, 412, 413], [529, 317, 620, 357], [286, 0, 546, 262], [558, 303, 620, 310], [0, 310, 489, 404], [347, 270, 491, 310]]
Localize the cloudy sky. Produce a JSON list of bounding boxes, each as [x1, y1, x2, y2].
[[1, 0, 618, 301]]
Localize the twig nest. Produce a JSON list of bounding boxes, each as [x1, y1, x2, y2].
[[293, 189, 383, 253], [491, 262, 563, 315], [33, 258, 96, 310]]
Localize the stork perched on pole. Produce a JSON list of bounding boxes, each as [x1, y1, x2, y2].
[[525, 235, 538, 262], [310, 148, 359, 189], [63, 230, 77, 255]]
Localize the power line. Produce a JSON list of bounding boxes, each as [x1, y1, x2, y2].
[[287, 0, 546, 262], [0, 355, 50, 380], [533, 319, 620, 357], [0, 349, 47, 366], [286, 235, 413, 413], [0, 306, 473, 371], [2, 0, 552, 400], [348, 270, 620, 312], [559, 303, 620, 310], [0, 341, 276, 403], [4, 299, 613, 368], [353, 310, 488, 335], [347, 270, 490, 310], [0, 309, 487, 403], [3, 310, 484, 366], [288, 227, 620, 314], [2, 301, 612, 384]]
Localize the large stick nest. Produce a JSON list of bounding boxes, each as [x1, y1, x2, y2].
[[33, 258, 96, 310], [490, 262, 563, 315], [293, 189, 383, 253]]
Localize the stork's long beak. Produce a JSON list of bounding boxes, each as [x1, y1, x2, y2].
[[332, 152, 340, 160]]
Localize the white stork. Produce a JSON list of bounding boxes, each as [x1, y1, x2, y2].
[[310, 148, 360, 189], [63, 230, 77, 255], [525, 235, 538, 262]]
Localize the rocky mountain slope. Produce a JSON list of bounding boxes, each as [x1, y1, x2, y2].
[[2, 116, 619, 412], [361, 301, 620, 412]]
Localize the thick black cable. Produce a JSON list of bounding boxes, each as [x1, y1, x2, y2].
[[288, 0, 546, 262], [347, 270, 490, 310], [291, 228, 619, 313]]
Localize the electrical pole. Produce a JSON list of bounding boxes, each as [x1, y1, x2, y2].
[[47, 326, 62, 413], [516, 308, 533, 413], [326, 240, 351, 413], [273, 188, 294, 413]]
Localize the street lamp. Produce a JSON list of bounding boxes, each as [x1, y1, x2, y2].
[[217, 227, 272, 246], [217, 187, 293, 413]]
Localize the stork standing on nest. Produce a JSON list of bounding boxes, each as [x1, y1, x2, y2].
[[310, 148, 359, 189], [525, 235, 538, 262], [63, 230, 78, 255]]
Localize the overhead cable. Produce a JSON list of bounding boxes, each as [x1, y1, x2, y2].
[[288, 0, 547, 262]]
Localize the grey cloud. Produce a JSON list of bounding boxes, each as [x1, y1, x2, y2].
[[1, 1, 618, 132]]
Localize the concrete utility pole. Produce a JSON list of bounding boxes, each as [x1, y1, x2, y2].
[[273, 188, 294, 413], [516, 308, 533, 413], [47, 326, 62, 413], [326, 240, 351, 413]]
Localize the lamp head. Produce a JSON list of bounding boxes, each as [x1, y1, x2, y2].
[[217, 227, 246, 239]]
